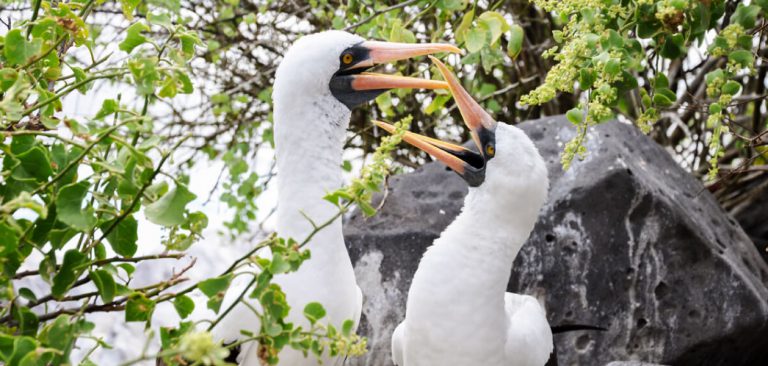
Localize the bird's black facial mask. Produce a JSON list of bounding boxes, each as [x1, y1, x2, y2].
[[328, 41, 455, 110], [372, 120, 492, 187], [330, 43, 382, 109]]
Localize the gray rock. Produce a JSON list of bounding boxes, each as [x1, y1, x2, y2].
[[605, 362, 668, 366], [343, 115, 768, 366], [731, 175, 768, 262]]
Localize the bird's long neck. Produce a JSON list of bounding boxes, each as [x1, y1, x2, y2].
[[437, 186, 542, 291], [408, 164, 548, 312], [274, 93, 352, 271]]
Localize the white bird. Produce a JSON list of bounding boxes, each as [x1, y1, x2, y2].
[[376, 56, 553, 366], [210, 31, 459, 365]]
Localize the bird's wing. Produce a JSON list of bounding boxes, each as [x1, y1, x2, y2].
[[504, 293, 553, 366], [391, 321, 405, 366]]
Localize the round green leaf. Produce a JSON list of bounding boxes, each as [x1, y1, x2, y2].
[[303, 302, 327, 324], [56, 181, 97, 231], [90, 270, 117, 303], [465, 28, 486, 53], [507, 24, 524, 59], [566, 108, 583, 124], [721, 80, 741, 95], [173, 295, 195, 319], [728, 50, 753, 68], [144, 184, 197, 227]]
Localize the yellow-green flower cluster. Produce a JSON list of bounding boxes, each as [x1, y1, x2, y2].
[[521, 37, 588, 105], [722, 24, 745, 49], [331, 333, 368, 357], [530, 0, 603, 15], [178, 331, 230, 366], [706, 113, 728, 180]]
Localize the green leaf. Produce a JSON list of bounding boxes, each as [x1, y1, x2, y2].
[[578, 68, 596, 89], [604, 58, 621, 77], [389, 23, 415, 43], [756, 0, 768, 12], [147, 12, 172, 28], [51, 250, 88, 298], [18, 288, 37, 302], [199, 275, 233, 297], [602, 29, 624, 49], [732, 4, 761, 29], [158, 77, 177, 98], [119, 22, 150, 53], [56, 181, 97, 231], [4, 29, 42, 66], [128, 57, 160, 96], [566, 108, 583, 124], [270, 254, 293, 274], [653, 73, 670, 90], [126, 294, 155, 322], [0, 68, 19, 92], [455, 9, 474, 44], [303, 302, 326, 324], [8, 337, 37, 366], [198, 274, 232, 313], [722, 80, 741, 95], [478, 11, 509, 45], [507, 24, 524, 59], [728, 50, 753, 68], [705, 69, 725, 85], [173, 295, 195, 319], [120, 0, 142, 19], [100, 215, 138, 257], [90, 270, 116, 303], [709, 103, 722, 114], [179, 33, 201, 59], [94, 99, 118, 120], [12, 307, 39, 336], [341, 319, 355, 336], [145, 184, 197, 226], [465, 28, 486, 53], [12, 146, 53, 183], [438, 0, 466, 11], [652, 93, 673, 107], [660, 33, 685, 59], [637, 19, 661, 39], [480, 47, 504, 73]]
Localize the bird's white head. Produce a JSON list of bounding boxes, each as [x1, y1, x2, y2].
[[273, 30, 460, 112], [375, 57, 548, 211]]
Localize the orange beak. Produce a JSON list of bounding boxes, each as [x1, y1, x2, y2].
[[330, 41, 460, 108], [373, 56, 498, 187]]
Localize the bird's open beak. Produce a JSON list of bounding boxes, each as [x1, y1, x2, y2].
[[373, 56, 497, 187], [428, 56, 497, 154], [330, 41, 460, 108]]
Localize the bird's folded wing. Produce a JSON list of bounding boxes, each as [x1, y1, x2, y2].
[[504, 293, 554, 366]]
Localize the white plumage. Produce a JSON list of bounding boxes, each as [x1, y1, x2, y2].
[[211, 31, 365, 366], [388, 58, 553, 366], [211, 31, 457, 365]]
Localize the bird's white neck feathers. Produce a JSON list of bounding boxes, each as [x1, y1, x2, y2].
[[272, 31, 363, 243], [410, 123, 549, 307]]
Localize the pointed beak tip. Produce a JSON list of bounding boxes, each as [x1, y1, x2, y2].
[[372, 120, 395, 132], [444, 45, 463, 55]]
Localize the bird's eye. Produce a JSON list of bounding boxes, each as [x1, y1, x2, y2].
[[342, 53, 354, 65], [485, 144, 495, 157]]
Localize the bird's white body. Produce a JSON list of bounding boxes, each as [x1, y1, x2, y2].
[[212, 31, 365, 365], [392, 124, 553, 366]]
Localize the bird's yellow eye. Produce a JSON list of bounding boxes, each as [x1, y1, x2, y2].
[[485, 144, 495, 157], [342, 53, 354, 64]]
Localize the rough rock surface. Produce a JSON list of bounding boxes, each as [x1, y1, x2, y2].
[[343, 115, 768, 366], [731, 175, 768, 263]]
